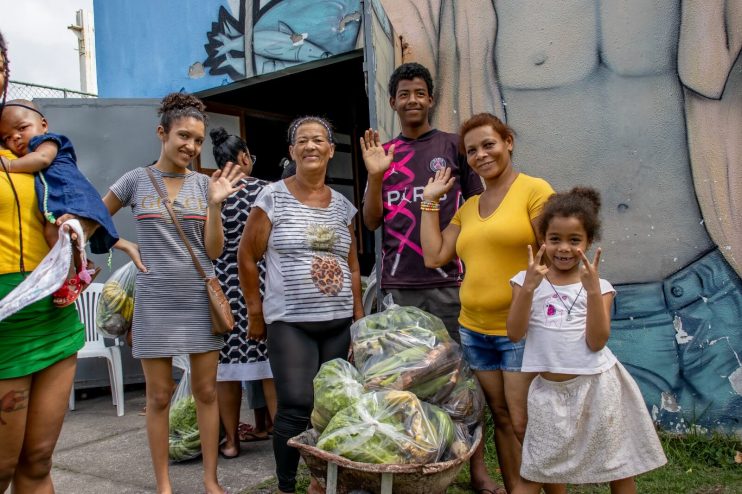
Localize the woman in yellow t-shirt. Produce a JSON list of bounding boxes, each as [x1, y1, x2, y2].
[[420, 113, 557, 493], [0, 33, 88, 493]]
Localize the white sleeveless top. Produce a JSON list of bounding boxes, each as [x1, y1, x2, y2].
[[510, 271, 617, 374]]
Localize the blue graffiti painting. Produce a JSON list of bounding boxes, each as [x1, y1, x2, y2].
[[253, 0, 362, 75], [609, 249, 742, 434], [204, 0, 247, 80], [253, 21, 332, 69]]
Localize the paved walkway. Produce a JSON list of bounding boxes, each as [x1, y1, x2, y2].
[[51, 387, 276, 494]]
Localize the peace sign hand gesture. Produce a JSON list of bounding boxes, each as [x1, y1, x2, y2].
[[360, 128, 395, 177], [208, 161, 246, 206], [523, 244, 549, 291], [578, 248, 602, 295]]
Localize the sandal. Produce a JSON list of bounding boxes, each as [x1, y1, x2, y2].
[[238, 422, 269, 442], [53, 261, 101, 308], [53, 276, 85, 307], [78, 259, 102, 287]]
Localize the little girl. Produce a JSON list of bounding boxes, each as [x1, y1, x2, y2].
[[507, 187, 666, 493], [0, 99, 118, 306]]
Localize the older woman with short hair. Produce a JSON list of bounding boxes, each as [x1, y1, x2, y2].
[[239, 116, 363, 494]]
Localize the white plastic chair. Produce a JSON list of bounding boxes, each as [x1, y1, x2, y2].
[[69, 282, 125, 416]]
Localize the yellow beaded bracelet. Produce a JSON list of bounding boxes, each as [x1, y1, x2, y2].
[[420, 199, 440, 212]]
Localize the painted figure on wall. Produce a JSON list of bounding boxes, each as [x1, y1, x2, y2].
[[381, 0, 742, 432], [204, 0, 362, 80]]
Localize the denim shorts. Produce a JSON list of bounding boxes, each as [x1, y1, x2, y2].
[[459, 326, 525, 372]]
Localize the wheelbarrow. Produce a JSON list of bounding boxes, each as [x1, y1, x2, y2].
[[288, 425, 482, 494]]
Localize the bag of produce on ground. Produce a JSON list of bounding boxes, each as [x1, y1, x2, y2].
[[96, 261, 136, 338], [316, 390, 454, 464], [443, 422, 477, 461], [351, 305, 450, 369], [311, 358, 365, 433], [438, 361, 485, 427], [169, 355, 201, 462]]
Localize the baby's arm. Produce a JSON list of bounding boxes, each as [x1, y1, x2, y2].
[[4, 141, 58, 173]]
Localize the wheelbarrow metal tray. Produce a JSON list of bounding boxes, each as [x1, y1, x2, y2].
[[288, 426, 482, 494]]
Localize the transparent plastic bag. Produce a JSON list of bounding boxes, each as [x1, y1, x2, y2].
[[311, 358, 365, 433], [442, 422, 477, 461], [316, 390, 455, 465], [96, 261, 136, 338], [351, 305, 460, 403], [168, 355, 201, 462], [439, 361, 485, 428], [0, 220, 83, 321], [351, 305, 450, 369]]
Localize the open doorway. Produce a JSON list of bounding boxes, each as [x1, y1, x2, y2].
[[197, 51, 375, 273]]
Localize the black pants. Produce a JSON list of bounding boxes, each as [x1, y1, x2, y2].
[[267, 318, 352, 493]]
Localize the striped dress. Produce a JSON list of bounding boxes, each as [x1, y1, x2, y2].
[[110, 166, 223, 358], [255, 180, 357, 324]]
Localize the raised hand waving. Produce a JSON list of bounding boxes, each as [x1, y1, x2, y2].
[[360, 128, 395, 177], [208, 161, 246, 206], [422, 167, 455, 202]]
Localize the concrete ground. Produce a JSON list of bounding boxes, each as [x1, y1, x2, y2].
[[51, 387, 276, 494]]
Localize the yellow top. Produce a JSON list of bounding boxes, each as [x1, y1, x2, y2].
[[0, 149, 48, 274], [451, 174, 554, 335]]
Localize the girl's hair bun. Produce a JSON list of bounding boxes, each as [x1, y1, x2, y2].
[[157, 92, 208, 132], [569, 187, 601, 211], [209, 127, 229, 147], [158, 92, 206, 116]]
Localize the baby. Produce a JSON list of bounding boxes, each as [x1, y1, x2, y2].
[[0, 99, 118, 306]]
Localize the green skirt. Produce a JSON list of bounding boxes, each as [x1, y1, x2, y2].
[[0, 272, 84, 379]]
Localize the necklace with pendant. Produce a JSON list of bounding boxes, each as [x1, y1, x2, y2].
[[545, 275, 583, 321]]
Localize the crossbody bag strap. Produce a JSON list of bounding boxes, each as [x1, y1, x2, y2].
[[145, 167, 207, 280]]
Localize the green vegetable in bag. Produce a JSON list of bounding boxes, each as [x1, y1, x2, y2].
[[168, 356, 201, 462], [317, 390, 454, 464], [311, 359, 365, 433]]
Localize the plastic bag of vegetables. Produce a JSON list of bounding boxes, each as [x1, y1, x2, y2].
[[351, 305, 450, 369], [438, 362, 485, 427], [317, 390, 454, 464], [351, 305, 461, 404], [311, 358, 365, 433], [96, 261, 136, 338], [169, 355, 201, 462]]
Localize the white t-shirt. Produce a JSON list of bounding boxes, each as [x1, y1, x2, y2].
[[510, 271, 617, 374], [254, 180, 357, 324]]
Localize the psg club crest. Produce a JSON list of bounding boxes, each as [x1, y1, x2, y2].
[[429, 157, 447, 172]]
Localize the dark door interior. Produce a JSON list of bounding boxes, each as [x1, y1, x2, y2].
[[198, 52, 375, 273]]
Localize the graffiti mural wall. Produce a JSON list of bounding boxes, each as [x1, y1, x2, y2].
[[381, 0, 742, 433], [94, 0, 362, 97]]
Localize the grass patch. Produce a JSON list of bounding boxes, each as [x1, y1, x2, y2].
[[243, 416, 741, 494]]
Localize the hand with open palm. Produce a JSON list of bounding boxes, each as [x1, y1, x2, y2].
[[360, 128, 395, 178], [422, 167, 455, 202], [208, 161, 245, 206]]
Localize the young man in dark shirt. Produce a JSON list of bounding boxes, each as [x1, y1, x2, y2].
[[361, 62, 500, 494]]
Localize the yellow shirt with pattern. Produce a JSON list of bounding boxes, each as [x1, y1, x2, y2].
[[451, 174, 554, 335]]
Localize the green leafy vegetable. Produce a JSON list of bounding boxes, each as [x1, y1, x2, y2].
[[317, 390, 454, 464], [311, 359, 365, 433]]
